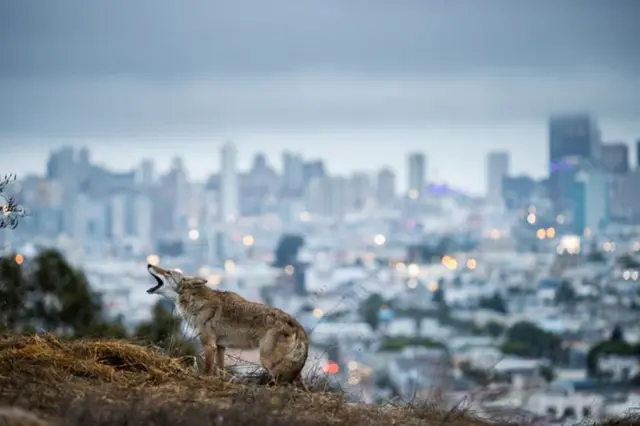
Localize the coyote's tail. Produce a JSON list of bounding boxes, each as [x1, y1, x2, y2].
[[272, 323, 309, 383]]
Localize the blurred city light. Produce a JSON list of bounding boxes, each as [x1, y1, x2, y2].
[[373, 234, 386, 245]]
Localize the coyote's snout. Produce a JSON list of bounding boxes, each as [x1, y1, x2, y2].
[[146, 264, 309, 383]]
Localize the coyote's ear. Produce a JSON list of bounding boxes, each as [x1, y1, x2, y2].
[[189, 277, 208, 287]]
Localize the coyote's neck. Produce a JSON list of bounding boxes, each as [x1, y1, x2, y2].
[[177, 286, 212, 329], [162, 290, 181, 307]]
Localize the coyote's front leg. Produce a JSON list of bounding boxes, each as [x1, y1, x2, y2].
[[201, 335, 218, 375]]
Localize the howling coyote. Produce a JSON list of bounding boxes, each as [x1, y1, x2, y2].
[[146, 264, 309, 383]]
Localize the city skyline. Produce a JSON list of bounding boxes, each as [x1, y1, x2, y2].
[[2, 124, 640, 195]]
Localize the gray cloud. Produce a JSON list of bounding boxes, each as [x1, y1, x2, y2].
[[0, 0, 639, 136], [2, 0, 639, 78], [1, 71, 638, 136]]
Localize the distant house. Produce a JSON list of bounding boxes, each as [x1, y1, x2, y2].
[[598, 355, 640, 382], [524, 381, 605, 422], [536, 277, 562, 305], [387, 347, 453, 401]]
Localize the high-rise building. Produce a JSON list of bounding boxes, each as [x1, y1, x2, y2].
[[302, 160, 326, 191], [486, 151, 510, 202], [45, 146, 75, 181], [131, 193, 153, 242], [45, 146, 80, 237], [305, 176, 348, 220], [107, 193, 128, 240], [407, 152, 426, 200], [348, 172, 372, 211], [282, 151, 304, 193], [572, 166, 609, 235], [252, 153, 267, 171], [73, 193, 108, 245], [219, 141, 239, 223], [166, 156, 190, 230], [306, 176, 330, 217], [376, 168, 396, 207], [548, 113, 601, 213], [502, 175, 538, 210], [613, 169, 640, 223], [137, 159, 155, 187], [636, 139, 640, 169], [601, 143, 629, 175]]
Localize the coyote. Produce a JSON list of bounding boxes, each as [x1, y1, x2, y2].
[[146, 264, 309, 384]]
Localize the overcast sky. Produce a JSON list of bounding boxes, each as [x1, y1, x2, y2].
[[1, 0, 639, 193]]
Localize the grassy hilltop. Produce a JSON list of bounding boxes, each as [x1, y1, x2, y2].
[[0, 333, 638, 426], [0, 333, 492, 425]]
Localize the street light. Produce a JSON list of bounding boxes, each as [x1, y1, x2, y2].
[[242, 235, 254, 247]]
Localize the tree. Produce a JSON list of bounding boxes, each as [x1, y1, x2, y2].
[[502, 321, 565, 363], [586, 339, 640, 378], [432, 279, 446, 304], [584, 325, 640, 378], [359, 293, 385, 330], [485, 321, 505, 338], [610, 324, 624, 342], [432, 279, 450, 322], [29, 249, 121, 336], [0, 249, 127, 338], [0, 174, 26, 229], [586, 250, 606, 263], [555, 280, 577, 304], [273, 234, 304, 268], [539, 365, 556, 382], [0, 254, 32, 329], [378, 336, 447, 352], [617, 254, 640, 269], [479, 293, 508, 314]]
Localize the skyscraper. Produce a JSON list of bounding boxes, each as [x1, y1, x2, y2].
[[572, 166, 609, 235], [302, 160, 326, 190], [548, 113, 601, 213], [305, 176, 348, 220], [219, 141, 239, 223], [45, 146, 79, 237], [486, 151, 510, 202], [407, 152, 426, 200], [601, 143, 629, 175], [348, 172, 372, 211], [282, 151, 304, 193], [376, 167, 396, 207], [137, 158, 155, 187]]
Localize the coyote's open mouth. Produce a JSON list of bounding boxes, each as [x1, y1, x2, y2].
[[147, 265, 164, 294]]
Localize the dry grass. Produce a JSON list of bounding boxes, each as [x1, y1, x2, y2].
[[0, 333, 637, 425]]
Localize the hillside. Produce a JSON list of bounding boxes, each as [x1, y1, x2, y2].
[[0, 333, 637, 426]]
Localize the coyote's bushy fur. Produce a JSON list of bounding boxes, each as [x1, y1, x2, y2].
[[146, 264, 309, 383]]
